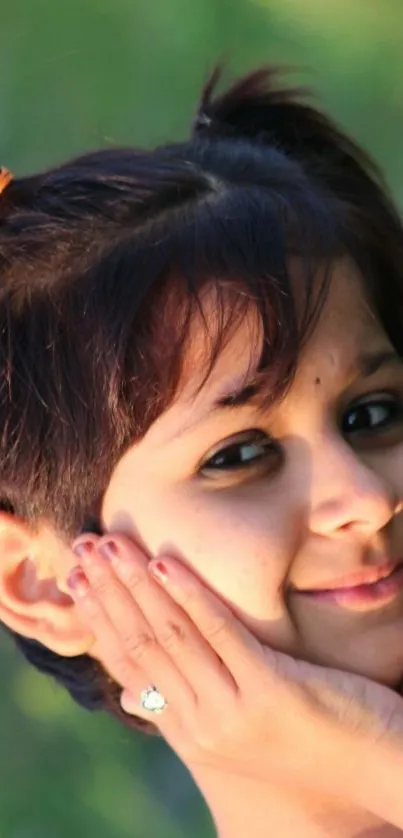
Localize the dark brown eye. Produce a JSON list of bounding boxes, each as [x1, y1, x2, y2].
[[342, 395, 403, 436], [199, 429, 282, 477]]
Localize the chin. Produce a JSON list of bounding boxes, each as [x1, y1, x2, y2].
[[300, 616, 403, 690], [353, 654, 403, 690], [332, 657, 403, 690], [341, 660, 403, 695], [299, 640, 403, 692]]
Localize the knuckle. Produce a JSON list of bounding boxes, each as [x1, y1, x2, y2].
[[112, 654, 138, 690], [118, 563, 143, 587], [203, 613, 231, 644], [122, 629, 157, 663], [178, 585, 199, 610], [78, 591, 99, 616], [90, 574, 110, 598], [158, 620, 188, 651]]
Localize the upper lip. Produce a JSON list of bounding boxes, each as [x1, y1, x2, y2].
[[295, 560, 403, 592]]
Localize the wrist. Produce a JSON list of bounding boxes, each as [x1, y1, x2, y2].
[[192, 767, 339, 838], [191, 750, 398, 838]]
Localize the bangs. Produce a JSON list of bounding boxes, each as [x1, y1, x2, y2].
[[128, 176, 346, 420], [0, 140, 355, 537]]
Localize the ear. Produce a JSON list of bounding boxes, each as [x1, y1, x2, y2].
[[0, 512, 96, 657]]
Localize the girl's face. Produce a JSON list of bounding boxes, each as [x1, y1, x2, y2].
[[101, 260, 403, 686]]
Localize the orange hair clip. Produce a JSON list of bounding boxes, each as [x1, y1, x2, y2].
[[0, 167, 13, 195]]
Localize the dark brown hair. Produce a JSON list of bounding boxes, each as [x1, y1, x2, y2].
[[1, 64, 403, 735]]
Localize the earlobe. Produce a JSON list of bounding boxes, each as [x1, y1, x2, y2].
[[0, 512, 96, 656]]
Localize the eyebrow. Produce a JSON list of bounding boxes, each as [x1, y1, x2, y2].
[[171, 348, 402, 441], [349, 348, 402, 380], [215, 381, 265, 409], [215, 349, 402, 408]]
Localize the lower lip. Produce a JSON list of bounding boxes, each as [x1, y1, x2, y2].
[[297, 563, 403, 610]]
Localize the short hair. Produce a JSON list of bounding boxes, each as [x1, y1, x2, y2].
[[1, 65, 403, 734]]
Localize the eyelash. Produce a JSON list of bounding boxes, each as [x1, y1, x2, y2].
[[199, 430, 282, 480], [341, 393, 403, 436], [199, 391, 403, 479]]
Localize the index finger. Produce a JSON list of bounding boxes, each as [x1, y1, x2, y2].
[[148, 556, 268, 687]]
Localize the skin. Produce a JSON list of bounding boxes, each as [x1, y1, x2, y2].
[[1, 256, 403, 834], [2, 257, 403, 673], [99, 257, 403, 687], [64, 533, 403, 835]]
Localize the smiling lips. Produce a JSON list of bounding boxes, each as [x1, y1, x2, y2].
[[296, 560, 402, 593]]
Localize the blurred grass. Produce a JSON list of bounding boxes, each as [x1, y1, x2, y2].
[[0, 1, 402, 835]]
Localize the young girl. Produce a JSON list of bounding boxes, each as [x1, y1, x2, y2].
[[1, 65, 403, 835]]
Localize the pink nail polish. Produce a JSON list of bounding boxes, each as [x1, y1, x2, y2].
[[72, 540, 95, 559], [67, 566, 89, 596], [97, 539, 119, 561], [149, 561, 168, 584]]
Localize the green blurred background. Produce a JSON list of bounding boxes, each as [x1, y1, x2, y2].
[[1, 1, 403, 836]]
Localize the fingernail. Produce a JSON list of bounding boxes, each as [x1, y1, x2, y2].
[[66, 566, 89, 597], [148, 560, 168, 585], [72, 540, 95, 559], [97, 539, 119, 562]]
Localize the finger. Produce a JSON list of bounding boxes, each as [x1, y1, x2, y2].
[[80, 536, 237, 705], [66, 563, 147, 699], [66, 567, 179, 727], [67, 555, 194, 724], [147, 555, 269, 688]]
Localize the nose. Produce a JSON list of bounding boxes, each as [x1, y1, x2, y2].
[[309, 434, 401, 538]]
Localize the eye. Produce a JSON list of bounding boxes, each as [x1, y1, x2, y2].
[[342, 393, 403, 438], [199, 429, 283, 479]]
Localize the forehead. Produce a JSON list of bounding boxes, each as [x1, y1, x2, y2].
[[299, 259, 382, 373], [183, 259, 385, 394], [145, 260, 392, 447]]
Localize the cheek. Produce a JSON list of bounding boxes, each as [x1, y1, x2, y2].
[[385, 445, 403, 490], [361, 444, 403, 508], [101, 473, 296, 633]]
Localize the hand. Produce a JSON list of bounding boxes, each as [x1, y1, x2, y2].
[[67, 533, 403, 815]]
